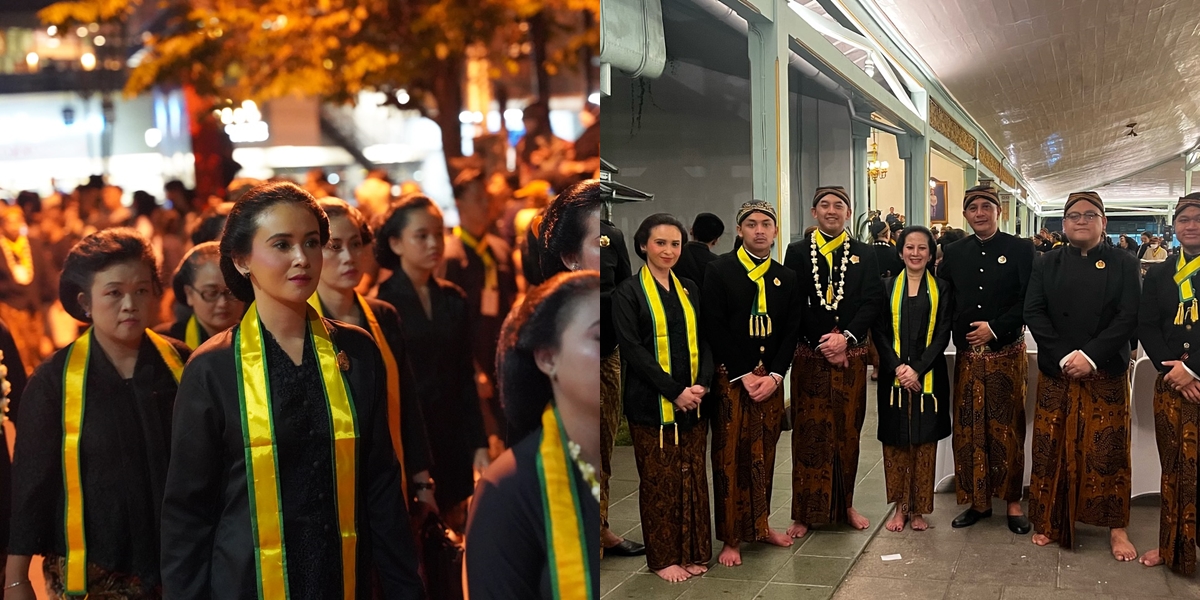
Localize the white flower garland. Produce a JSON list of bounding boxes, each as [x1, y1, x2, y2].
[[569, 439, 600, 502], [810, 232, 851, 311]]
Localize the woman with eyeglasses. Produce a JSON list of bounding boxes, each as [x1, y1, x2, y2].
[[156, 242, 245, 349], [6, 229, 190, 599], [310, 198, 436, 511]]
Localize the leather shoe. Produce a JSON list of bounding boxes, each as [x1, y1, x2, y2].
[[951, 508, 992, 528], [1007, 514, 1032, 534], [604, 539, 646, 556]]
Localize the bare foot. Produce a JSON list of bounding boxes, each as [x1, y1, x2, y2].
[[786, 521, 809, 539], [847, 507, 870, 530], [1139, 548, 1164, 567], [1006, 501, 1024, 517], [601, 528, 624, 548], [717, 542, 742, 567], [763, 529, 794, 547], [910, 514, 929, 531], [1031, 533, 1052, 546], [684, 563, 709, 576], [654, 565, 692, 583], [885, 509, 906, 532], [1110, 528, 1137, 562]]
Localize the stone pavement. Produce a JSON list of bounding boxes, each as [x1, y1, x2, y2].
[[600, 379, 1200, 599]]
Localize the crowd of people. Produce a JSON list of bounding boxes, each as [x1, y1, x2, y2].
[[0, 152, 602, 597], [600, 183, 1200, 582]]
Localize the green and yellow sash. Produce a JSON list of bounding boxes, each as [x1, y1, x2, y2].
[[814, 230, 847, 304], [735, 246, 772, 338], [236, 303, 359, 599], [638, 266, 698, 448], [537, 404, 595, 600], [1174, 252, 1200, 325], [62, 329, 183, 595], [309, 292, 407, 500], [888, 271, 940, 412], [455, 227, 498, 291], [185, 315, 203, 349]]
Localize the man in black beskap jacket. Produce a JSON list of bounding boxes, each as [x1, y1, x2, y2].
[[937, 184, 1035, 534], [1136, 192, 1200, 573], [782, 185, 884, 537], [701, 200, 803, 568]]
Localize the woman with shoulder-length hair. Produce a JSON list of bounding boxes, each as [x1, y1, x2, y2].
[[373, 194, 489, 530], [6, 228, 190, 599], [464, 270, 600, 600], [612, 214, 713, 582], [159, 181, 423, 599], [156, 241, 245, 349], [870, 225, 952, 534]]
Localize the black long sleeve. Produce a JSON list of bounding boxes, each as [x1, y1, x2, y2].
[[910, 284, 953, 376], [701, 260, 737, 372], [1023, 253, 1066, 368], [1138, 264, 1175, 372], [1080, 256, 1141, 365], [160, 354, 225, 599], [844, 249, 885, 343], [612, 280, 689, 402], [990, 238, 1034, 341]]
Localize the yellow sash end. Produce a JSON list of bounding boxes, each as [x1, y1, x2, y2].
[[1177, 302, 1187, 326]]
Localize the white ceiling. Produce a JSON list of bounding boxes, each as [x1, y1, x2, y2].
[[871, 0, 1200, 204]]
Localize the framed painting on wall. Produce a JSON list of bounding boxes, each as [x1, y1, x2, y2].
[[930, 179, 948, 224]]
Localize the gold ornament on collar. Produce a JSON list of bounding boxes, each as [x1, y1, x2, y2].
[[773, 277, 781, 286], [600, 235, 610, 248], [998, 255, 1007, 264], [336, 351, 350, 371], [1096, 260, 1106, 270], [850, 255, 860, 264]]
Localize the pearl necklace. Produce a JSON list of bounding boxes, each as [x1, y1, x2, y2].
[[810, 231, 851, 311], [568, 440, 600, 502]]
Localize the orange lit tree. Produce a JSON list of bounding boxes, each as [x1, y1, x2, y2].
[[39, 0, 598, 196]]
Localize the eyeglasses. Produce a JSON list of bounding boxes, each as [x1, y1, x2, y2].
[[1064, 212, 1102, 223], [188, 285, 237, 303]]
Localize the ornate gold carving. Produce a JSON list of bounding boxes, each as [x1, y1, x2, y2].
[[929, 100, 976, 157], [978, 147, 1003, 181], [999, 167, 1016, 187]]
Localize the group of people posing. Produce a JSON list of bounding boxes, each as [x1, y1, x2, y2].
[[601, 183, 1200, 582], [0, 179, 604, 599]]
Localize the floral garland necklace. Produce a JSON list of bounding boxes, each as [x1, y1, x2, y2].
[[568, 440, 600, 502], [810, 230, 851, 311], [0, 235, 32, 286]]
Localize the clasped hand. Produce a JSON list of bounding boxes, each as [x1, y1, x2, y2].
[[1163, 360, 1200, 403], [673, 384, 709, 411], [818, 332, 849, 368], [894, 364, 922, 393]]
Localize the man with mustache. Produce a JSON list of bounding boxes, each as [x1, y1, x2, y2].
[[783, 186, 884, 537]]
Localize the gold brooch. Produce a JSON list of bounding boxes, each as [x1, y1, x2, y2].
[[773, 277, 781, 286], [336, 351, 350, 371], [850, 255, 860, 264], [998, 256, 1007, 264], [1096, 260, 1106, 269], [600, 235, 610, 248]]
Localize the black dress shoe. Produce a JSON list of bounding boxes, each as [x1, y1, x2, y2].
[[1007, 515, 1032, 534], [951, 508, 993, 528], [604, 539, 646, 556]]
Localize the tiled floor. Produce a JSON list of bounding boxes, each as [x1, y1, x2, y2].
[[601, 378, 1200, 600]]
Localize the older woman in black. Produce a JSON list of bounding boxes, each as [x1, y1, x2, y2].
[[465, 271, 600, 600], [5, 229, 189, 599], [159, 182, 423, 599], [870, 226, 952, 533], [156, 242, 245, 349], [311, 198, 435, 509], [374, 194, 488, 531]]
